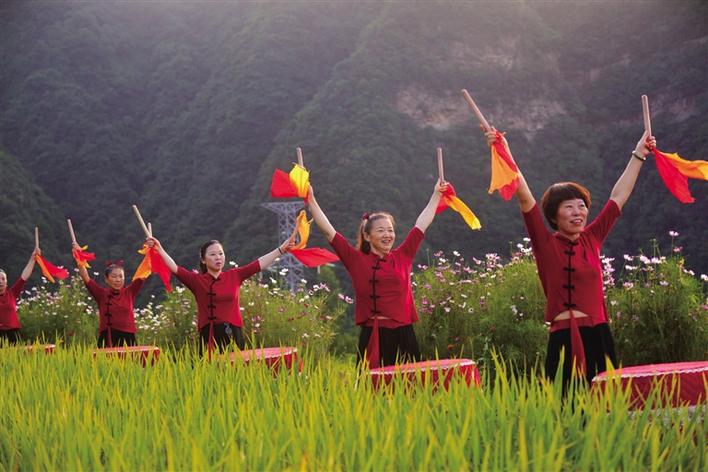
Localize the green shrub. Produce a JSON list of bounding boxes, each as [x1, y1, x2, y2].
[[606, 237, 708, 365], [17, 273, 98, 345], [414, 243, 547, 372]]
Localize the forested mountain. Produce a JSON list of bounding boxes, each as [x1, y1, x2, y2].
[[1, 1, 706, 283]]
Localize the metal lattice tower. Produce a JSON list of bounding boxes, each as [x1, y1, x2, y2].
[[261, 201, 304, 292]]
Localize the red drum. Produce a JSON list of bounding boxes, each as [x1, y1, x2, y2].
[[223, 347, 300, 373], [3, 344, 56, 354], [592, 361, 708, 409], [93, 345, 161, 366], [24, 344, 56, 354], [369, 359, 480, 391]]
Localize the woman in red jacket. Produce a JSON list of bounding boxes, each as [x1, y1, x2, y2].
[[148, 232, 295, 353], [0, 248, 40, 344], [307, 180, 447, 367], [73, 244, 145, 348], [484, 127, 656, 387]]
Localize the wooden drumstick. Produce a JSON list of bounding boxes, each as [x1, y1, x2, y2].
[[67, 219, 78, 245], [34, 227, 40, 249], [461, 89, 491, 131], [132, 205, 152, 238], [296, 147, 304, 167], [641, 95, 651, 137], [147, 222, 152, 236], [437, 147, 445, 182]]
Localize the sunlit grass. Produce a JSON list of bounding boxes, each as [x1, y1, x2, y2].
[[0, 346, 705, 471]]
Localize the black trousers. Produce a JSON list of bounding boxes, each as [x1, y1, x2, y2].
[[0, 329, 21, 345], [545, 323, 618, 388], [199, 322, 245, 353], [98, 329, 137, 348], [357, 324, 421, 367]]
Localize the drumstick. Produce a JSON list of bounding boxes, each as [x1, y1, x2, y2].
[[132, 205, 152, 238], [437, 147, 445, 182], [34, 227, 40, 249], [67, 219, 78, 245], [296, 147, 304, 167], [641, 95, 651, 137], [147, 222, 152, 236], [461, 89, 491, 131]]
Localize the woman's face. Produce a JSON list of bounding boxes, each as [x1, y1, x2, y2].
[[364, 217, 396, 256], [0, 271, 7, 295], [202, 243, 225, 273], [105, 268, 125, 291], [555, 198, 588, 239]]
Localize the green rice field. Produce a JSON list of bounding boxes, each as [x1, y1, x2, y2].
[[1, 346, 705, 471]]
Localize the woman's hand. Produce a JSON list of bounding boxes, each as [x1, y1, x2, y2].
[[484, 125, 497, 147], [435, 179, 449, 195], [634, 131, 657, 158], [281, 225, 299, 253], [145, 237, 160, 250]]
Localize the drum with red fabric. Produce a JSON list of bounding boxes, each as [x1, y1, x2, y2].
[[93, 345, 160, 366], [369, 359, 480, 391], [592, 361, 708, 409], [223, 347, 300, 373]]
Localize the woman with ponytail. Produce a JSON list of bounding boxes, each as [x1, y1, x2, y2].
[[307, 181, 448, 367]]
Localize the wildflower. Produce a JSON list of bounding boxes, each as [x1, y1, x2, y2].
[[624, 265, 637, 271], [669, 230, 679, 237], [623, 282, 634, 289], [659, 281, 669, 286], [701, 274, 708, 282], [452, 250, 460, 257], [673, 246, 683, 253], [623, 254, 633, 261]]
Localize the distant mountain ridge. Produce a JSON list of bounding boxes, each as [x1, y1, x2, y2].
[[0, 1, 705, 282]]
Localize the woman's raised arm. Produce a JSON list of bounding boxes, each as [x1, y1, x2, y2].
[[414, 180, 446, 233], [20, 247, 40, 281], [258, 225, 298, 270], [610, 132, 655, 210], [146, 237, 179, 274], [306, 185, 337, 242]]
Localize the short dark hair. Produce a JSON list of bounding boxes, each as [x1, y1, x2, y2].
[[104, 264, 125, 278], [356, 212, 395, 254], [199, 240, 222, 273], [540, 182, 591, 230]]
